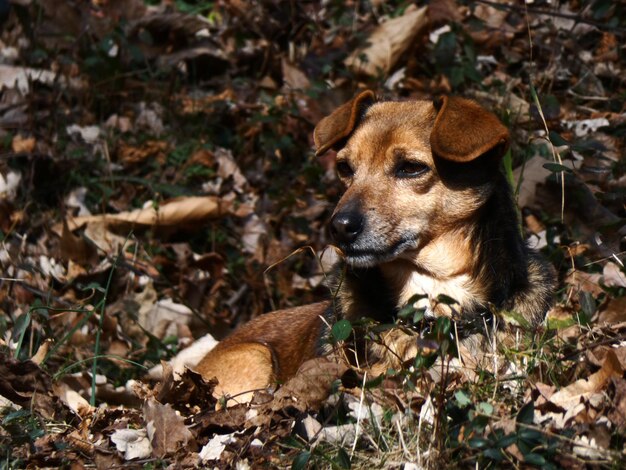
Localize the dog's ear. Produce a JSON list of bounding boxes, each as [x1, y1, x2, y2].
[[314, 90, 376, 156], [430, 96, 509, 162]]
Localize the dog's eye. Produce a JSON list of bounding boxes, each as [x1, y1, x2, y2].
[[395, 161, 429, 178], [336, 160, 354, 178]]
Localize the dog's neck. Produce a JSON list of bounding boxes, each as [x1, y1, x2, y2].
[[379, 226, 487, 315]]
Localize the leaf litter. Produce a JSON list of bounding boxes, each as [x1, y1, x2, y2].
[[0, 0, 626, 468]]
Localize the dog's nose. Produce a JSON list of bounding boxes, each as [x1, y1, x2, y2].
[[330, 211, 364, 244]]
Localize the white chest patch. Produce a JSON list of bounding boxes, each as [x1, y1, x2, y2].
[[398, 271, 477, 313]]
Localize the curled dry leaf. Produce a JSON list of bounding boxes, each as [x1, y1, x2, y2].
[[143, 398, 195, 458], [345, 6, 429, 77], [52, 382, 93, 416], [110, 428, 152, 460], [549, 350, 624, 411], [0, 354, 68, 421], [199, 432, 237, 462], [59, 195, 243, 236]]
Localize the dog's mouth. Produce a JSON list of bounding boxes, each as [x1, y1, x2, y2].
[[338, 235, 419, 268]]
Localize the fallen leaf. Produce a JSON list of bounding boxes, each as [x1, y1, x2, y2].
[[52, 382, 93, 416], [66, 124, 101, 144], [138, 297, 193, 339], [11, 135, 36, 153], [118, 140, 169, 165], [269, 355, 348, 412], [281, 58, 311, 90], [60, 220, 98, 265], [602, 262, 626, 288], [110, 428, 152, 460], [59, 195, 237, 234], [549, 350, 624, 411], [345, 6, 429, 77], [199, 432, 237, 462], [597, 296, 626, 324], [0, 170, 21, 200], [0, 64, 83, 93], [143, 398, 195, 458], [0, 354, 68, 420]]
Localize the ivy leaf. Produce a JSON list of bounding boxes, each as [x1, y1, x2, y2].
[[331, 319, 352, 342]]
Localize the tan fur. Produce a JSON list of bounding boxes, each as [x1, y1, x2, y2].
[[195, 302, 328, 403], [195, 92, 554, 403]]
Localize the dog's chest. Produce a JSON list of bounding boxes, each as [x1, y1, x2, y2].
[[397, 271, 477, 312]]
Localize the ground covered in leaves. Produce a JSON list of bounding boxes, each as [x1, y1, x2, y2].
[[1, 0, 626, 468]]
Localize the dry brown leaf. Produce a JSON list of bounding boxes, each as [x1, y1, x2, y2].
[[0, 354, 68, 421], [176, 89, 236, 114], [269, 355, 348, 412], [587, 346, 626, 370], [345, 6, 429, 77], [110, 428, 152, 460], [60, 220, 98, 265], [602, 262, 626, 288], [563, 269, 604, 297], [281, 58, 311, 90], [608, 378, 626, 430], [118, 140, 169, 165], [428, 0, 462, 24], [143, 398, 195, 458], [597, 296, 626, 324], [60, 196, 238, 234], [549, 350, 624, 411], [52, 381, 93, 416], [11, 134, 36, 153]]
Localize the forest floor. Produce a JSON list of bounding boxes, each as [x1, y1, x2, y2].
[[1, 1, 626, 468]]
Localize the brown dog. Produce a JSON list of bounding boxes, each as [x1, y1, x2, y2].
[[196, 91, 554, 404]]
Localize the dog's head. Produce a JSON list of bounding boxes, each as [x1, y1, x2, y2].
[[314, 91, 509, 269]]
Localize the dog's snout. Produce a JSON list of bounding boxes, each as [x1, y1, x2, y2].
[[331, 211, 364, 245]]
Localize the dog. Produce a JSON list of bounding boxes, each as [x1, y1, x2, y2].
[[196, 91, 555, 404]]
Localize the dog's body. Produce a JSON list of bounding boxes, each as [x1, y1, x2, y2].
[[196, 92, 554, 404]]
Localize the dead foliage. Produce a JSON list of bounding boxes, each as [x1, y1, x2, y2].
[[1, 0, 626, 468]]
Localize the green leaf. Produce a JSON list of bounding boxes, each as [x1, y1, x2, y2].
[[477, 402, 493, 415], [468, 437, 489, 449], [454, 390, 472, 408], [331, 319, 352, 342], [435, 316, 451, 337], [542, 163, 572, 174], [483, 448, 504, 461], [524, 453, 546, 466], [291, 451, 310, 470], [12, 311, 31, 359], [549, 131, 569, 146], [364, 374, 385, 389], [335, 448, 351, 469], [516, 401, 534, 425], [578, 291, 596, 318], [397, 304, 416, 318], [502, 148, 515, 190], [412, 309, 425, 324], [496, 434, 517, 448]]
